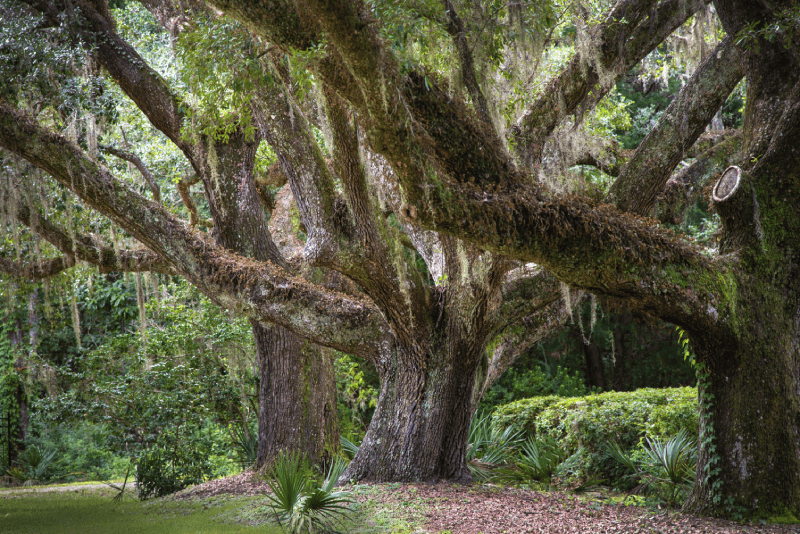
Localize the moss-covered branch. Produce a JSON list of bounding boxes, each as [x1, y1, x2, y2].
[[99, 144, 161, 203], [13, 202, 176, 276], [607, 36, 743, 214], [0, 101, 389, 358], [0, 255, 74, 279], [509, 0, 700, 169]]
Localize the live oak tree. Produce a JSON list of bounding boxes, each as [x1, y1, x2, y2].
[[1, 0, 798, 520], [0, 0, 341, 470]]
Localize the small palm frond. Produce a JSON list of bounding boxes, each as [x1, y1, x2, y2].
[[339, 436, 360, 461], [642, 428, 697, 485]]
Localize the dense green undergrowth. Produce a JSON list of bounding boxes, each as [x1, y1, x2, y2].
[[483, 387, 698, 498]]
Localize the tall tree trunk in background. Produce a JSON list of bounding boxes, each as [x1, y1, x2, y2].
[[13, 357, 27, 448], [609, 310, 632, 390], [255, 323, 339, 470], [580, 335, 606, 390]]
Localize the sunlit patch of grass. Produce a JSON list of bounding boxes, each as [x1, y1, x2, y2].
[[0, 487, 280, 534]]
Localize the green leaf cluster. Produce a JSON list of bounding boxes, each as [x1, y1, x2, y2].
[[492, 387, 698, 487]]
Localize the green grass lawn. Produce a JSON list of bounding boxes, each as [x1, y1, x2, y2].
[[0, 488, 282, 534]]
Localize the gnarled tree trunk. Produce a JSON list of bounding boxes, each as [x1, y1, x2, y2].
[[345, 337, 482, 482]]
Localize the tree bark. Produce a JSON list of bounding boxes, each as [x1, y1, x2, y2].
[[581, 335, 606, 390], [255, 322, 339, 470], [686, 295, 800, 516], [344, 340, 481, 482]]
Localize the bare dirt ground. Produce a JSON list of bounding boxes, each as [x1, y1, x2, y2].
[[175, 472, 800, 534]]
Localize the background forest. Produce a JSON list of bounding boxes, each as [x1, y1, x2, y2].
[[0, 0, 761, 518]]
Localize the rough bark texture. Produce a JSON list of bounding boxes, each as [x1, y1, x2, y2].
[[255, 323, 339, 470], [13, 0, 342, 469]]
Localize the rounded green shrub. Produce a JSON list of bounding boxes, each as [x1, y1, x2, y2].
[[491, 387, 698, 487]]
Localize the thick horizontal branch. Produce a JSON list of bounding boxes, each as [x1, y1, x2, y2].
[[400, 171, 727, 331], [0, 101, 389, 358], [12, 198, 176, 275], [0, 255, 75, 279], [509, 0, 700, 168]]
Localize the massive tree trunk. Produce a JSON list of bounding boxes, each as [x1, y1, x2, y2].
[[11, 0, 800, 516], [688, 313, 800, 515], [345, 333, 484, 482], [202, 134, 340, 469], [255, 322, 339, 470]]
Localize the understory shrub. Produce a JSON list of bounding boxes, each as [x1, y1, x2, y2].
[[24, 419, 130, 482], [492, 387, 698, 488], [480, 365, 591, 410], [265, 452, 353, 534], [605, 427, 697, 506], [135, 445, 214, 500]]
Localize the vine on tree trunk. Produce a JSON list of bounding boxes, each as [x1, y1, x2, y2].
[[678, 328, 744, 518]]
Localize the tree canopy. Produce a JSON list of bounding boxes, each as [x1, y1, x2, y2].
[[1, 0, 799, 519]]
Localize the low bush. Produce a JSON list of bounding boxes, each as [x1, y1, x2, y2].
[[265, 452, 353, 534], [136, 445, 213, 500], [491, 387, 698, 488], [24, 420, 130, 482], [480, 365, 591, 410]]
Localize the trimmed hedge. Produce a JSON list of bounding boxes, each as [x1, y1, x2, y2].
[[491, 387, 698, 485]]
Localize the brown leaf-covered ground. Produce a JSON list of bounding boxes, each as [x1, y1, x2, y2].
[[176, 472, 800, 534]]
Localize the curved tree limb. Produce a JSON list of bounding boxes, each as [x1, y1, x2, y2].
[[442, 0, 493, 128], [6, 197, 176, 275], [0, 256, 75, 280], [653, 131, 742, 224], [27, 0, 192, 159], [606, 36, 744, 214], [508, 0, 703, 169], [99, 143, 161, 203], [176, 174, 213, 228], [0, 101, 389, 358]]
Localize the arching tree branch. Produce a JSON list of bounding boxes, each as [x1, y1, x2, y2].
[[0, 255, 75, 279], [9, 191, 176, 275], [606, 36, 744, 214], [509, 0, 702, 169], [0, 101, 389, 358], [442, 0, 493, 128]]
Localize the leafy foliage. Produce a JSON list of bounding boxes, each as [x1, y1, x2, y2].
[[265, 453, 353, 534], [135, 446, 212, 500], [230, 420, 258, 470], [605, 428, 697, 507], [5, 445, 58, 485], [481, 364, 590, 410], [493, 436, 570, 488], [334, 353, 378, 443], [465, 411, 523, 481], [492, 387, 698, 488]]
